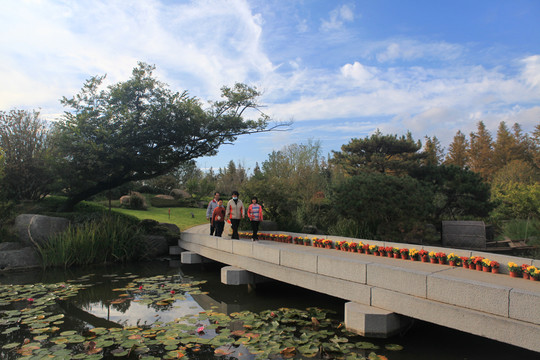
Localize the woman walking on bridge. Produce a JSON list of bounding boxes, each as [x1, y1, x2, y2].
[[225, 191, 244, 240], [248, 196, 263, 241]]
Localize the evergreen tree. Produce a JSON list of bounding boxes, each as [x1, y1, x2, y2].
[[532, 124, 540, 169], [493, 121, 518, 172], [468, 121, 493, 180], [445, 130, 469, 168], [331, 130, 424, 176], [423, 136, 444, 166]]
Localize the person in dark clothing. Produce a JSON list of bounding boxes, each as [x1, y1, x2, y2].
[[212, 199, 226, 237]]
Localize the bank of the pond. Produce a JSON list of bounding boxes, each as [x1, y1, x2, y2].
[[0, 260, 538, 360]]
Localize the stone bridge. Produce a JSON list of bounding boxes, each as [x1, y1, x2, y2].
[[171, 224, 540, 353]]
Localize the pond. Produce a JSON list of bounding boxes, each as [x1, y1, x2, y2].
[[0, 260, 537, 359]]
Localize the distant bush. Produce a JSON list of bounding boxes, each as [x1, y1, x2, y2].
[[124, 192, 147, 210], [39, 213, 145, 268]]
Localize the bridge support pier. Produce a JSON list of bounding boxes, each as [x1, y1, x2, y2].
[[345, 302, 411, 338], [180, 251, 215, 264], [221, 266, 271, 285]]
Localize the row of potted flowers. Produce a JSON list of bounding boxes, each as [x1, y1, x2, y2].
[[238, 232, 539, 280]]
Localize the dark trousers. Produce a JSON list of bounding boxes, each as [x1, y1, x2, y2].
[[214, 221, 224, 237], [209, 220, 215, 235], [251, 221, 260, 240], [231, 219, 241, 239]]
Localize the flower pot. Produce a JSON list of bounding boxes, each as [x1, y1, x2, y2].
[[421, 256, 429, 263], [393, 253, 400, 259], [509, 271, 518, 278], [530, 276, 537, 281], [482, 266, 490, 272], [449, 260, 456, 267], [387, 252, 393, 258], [462, 263, 468, 268], [523, 272, 530, 279], [401, 254, 408, 260], [410, 257, 417, 261], [375, 252, 380, 256], [476, 264, 482, 271], [430, 258, 437, 264], [491, 268, 499, 274], [325, 245, 332, 249], [438, 258, 446, 265]]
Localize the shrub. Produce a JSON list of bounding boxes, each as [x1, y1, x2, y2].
[[38, 214, 145, 268], [125, 192, 147, 210]]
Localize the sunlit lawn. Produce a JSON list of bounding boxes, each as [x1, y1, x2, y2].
[[113, 206, 207, 231]]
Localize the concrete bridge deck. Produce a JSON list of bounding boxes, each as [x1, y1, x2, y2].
[[174, 224, 540, 353]]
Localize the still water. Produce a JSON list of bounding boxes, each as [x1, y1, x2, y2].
[[0, 259, 537, 359]]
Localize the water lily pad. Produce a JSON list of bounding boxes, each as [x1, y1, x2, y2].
[[2, 342, 20, 350], [385, 343, 403, 351]]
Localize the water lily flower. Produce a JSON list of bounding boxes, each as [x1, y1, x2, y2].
[[170, 290, 175, 294], [196, 325, 204, 333], [27, 298, 34, 302]]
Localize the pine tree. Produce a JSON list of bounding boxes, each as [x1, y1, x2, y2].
[[532, 124, 540, 169], [468, 121, 494, 180], [444, 130, 468, 168], [423, 136, 444, 166], [492, 121, 517, 172]]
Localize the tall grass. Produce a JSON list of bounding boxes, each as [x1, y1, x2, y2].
[[501, 218, 540, 242], [39, 214, 145, 268]]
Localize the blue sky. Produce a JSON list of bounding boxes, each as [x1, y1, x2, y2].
[[1, 0, 539, 173]]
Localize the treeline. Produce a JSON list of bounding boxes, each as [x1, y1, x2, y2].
[[179, 125, 540, 242], [0, 62, 538, 243]]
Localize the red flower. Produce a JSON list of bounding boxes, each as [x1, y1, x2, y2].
[[170, 290, 175, 294]]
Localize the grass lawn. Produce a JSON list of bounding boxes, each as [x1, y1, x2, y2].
[[113, 206, 208, 231]]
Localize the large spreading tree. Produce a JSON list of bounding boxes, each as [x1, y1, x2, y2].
[[52, 62, 284, 211]]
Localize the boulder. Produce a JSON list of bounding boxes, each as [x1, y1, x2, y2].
[[170, 189, 191, 199], [159, 222, 181, 234], [119, 195, 130, 205], [0, 247, 41, 271], [0, 242, 24, 251], [142, 235, 169, 258], [15, 214, 70, 247]]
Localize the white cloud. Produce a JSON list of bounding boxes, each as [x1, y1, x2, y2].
[[0, 0, 274, 114], [521, 55, 540, 88], [375, 40, 463, 63], [320, 4, 355, 32]]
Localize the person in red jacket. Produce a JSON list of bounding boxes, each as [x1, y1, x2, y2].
[[211, 199, 226, 237], [247, 196, 263, 241]]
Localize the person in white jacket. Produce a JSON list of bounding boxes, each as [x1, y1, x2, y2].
[[225, 190, 244, 240]]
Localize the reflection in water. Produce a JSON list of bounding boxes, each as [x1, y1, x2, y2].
[[0, 259, 538, 360]]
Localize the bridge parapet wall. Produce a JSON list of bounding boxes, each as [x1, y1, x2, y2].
[[179, 230, 540, 352]]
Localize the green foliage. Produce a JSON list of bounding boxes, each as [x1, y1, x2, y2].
[[242, 141, 328, 231], [331, 130, 424, 176], [123, 192, 147, 210], [0, 109, 54, 200], [490, 181, 540, 220], [410, 164, 494, 220], [51, 62, 277, 211], [327, 218, 375, 239], [38, 214, 145, 268], [330, 172, 432, 242], [500, 218, 540, 241]]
